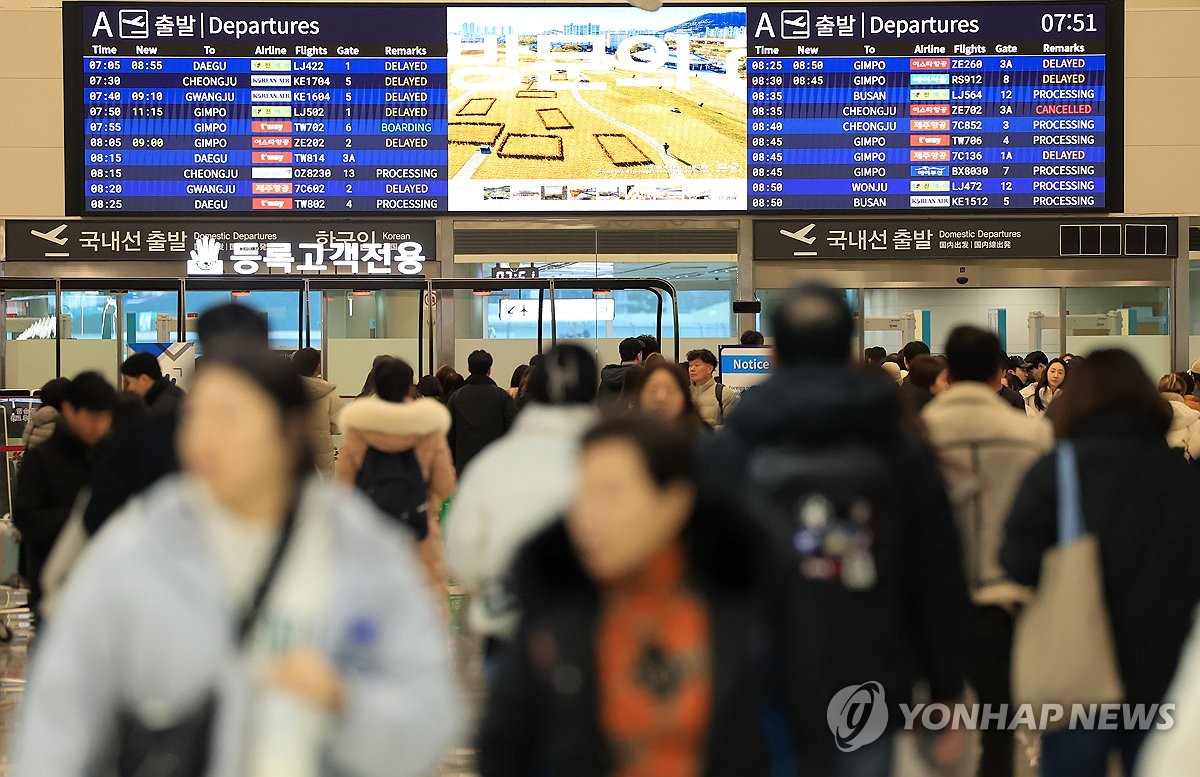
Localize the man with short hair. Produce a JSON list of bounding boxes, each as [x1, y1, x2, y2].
[[14, 371, 117, 613], [447, 350, 517, 474], [740, 329, 765, 346], [901, 339, 931, 371], [120, 352, 186, 413], [686, 348, 737, 426], [596, 337, 643, 410], [1021, 351, 1050, 400], [636, 333, 661, 361], [922, 326, 1054, 777], [704, 283, 969, 774]]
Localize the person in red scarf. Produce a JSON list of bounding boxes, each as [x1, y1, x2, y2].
[[479, 415, 817, 777]]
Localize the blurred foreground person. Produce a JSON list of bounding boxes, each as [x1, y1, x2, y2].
[[446, 345, 598, 670], [921, 327, 1053, 777], [703, 283, 969, 775], [1002, 350, 1200, 776], [22, 377, 69, 449], [13, 372, 116, 615], [16, 353, 461, 777], [82, 303, 270, 535], [639, 362, 708, 434], [480, 416, 805, 777], [337, 357, 455, 613], [292, 347, 341, 475]]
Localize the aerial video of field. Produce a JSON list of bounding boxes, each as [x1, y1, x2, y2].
[[446, 7, 747, 182]]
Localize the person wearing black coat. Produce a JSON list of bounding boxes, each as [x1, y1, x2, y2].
[[700, 284, 970, 773], [13, 372, 116, 614], [82, 304, 269, 535], [480, 416, 813, 777], [120, 352, 185, 414], [447, 350, 517, 473], [1000, 349, 1200, 776]]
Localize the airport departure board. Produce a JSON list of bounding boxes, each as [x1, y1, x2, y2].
[[65, 2, 1120, 215]]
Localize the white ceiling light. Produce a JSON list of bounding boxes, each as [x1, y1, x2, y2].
[[626, 0, 664, 10]]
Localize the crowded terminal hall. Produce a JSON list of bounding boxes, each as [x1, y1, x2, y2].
[[1, 0, 1200, 775]]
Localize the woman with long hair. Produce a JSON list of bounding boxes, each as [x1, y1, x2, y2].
[[638, 362, 708, 432], [1157, 372, 1200, 460], [1025, 357, 1068, 417], [1002, 350, 1200, 776], [358, 354, 396, 398], [337, 358, 456, 617], [15, 352, 461, 777]]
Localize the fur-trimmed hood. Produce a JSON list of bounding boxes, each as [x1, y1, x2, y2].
[[339, 396, 451, 453]]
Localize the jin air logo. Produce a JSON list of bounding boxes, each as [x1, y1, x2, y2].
[[827, 682, 889, 752]]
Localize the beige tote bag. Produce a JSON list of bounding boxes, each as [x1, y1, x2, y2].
[[1011, 442, 1124, 728]]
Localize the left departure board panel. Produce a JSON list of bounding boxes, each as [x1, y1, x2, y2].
[[67, 4, 449, 214]]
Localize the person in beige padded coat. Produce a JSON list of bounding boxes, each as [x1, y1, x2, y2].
[[292, 348, 343, 475], [337, 357, 455, 615]]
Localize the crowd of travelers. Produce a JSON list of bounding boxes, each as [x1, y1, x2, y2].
[[8, 285, 1200, 777]]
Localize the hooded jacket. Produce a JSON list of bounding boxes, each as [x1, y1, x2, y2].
[[921, 382, 1054, 606], [336, 397, 455, 610], [21, 405, 59, 449], [14, 475, 462, 777], [144, 376, 186, 414], [479, 510, 815, 777], [446, 375, 518, 473], [701, 364, 969, 734], [301, 376, 342, 475], [596, 363, 636, 411], [1001, 412, 1200, 704], [1161, 392, 1200, 460], [446, 403, 596, 640]]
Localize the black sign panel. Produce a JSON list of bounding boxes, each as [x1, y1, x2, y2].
[[4, 219, 436, 276], [753, 217, 1177, 260], [491, 266, 540, 280]]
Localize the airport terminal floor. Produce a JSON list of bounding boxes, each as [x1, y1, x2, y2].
[[5, 0, 1200, 775]]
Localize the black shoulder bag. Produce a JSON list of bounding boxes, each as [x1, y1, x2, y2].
[[113, 498, 299, 777]]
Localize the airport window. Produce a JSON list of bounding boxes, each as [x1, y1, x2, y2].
[[482, 288, 732, 340]]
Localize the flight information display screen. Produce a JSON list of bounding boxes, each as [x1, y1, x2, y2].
[[64, 2, 1120, 215], [746, 3, 1115, 211]]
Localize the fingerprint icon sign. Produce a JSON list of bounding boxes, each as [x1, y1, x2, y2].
[[827, 682, 889, 752]]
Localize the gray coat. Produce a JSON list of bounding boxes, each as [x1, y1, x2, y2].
[[14, 475, 462, 777]]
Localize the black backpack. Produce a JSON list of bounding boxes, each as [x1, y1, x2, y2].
[[744, 437, 907, 693], [355, 447, 429, 540], [747, 438, 897, 590]]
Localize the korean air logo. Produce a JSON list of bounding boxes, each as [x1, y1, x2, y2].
[[827, 682, 888, 752]]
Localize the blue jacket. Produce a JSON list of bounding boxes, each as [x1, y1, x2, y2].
[[15, 475, 463, 777]]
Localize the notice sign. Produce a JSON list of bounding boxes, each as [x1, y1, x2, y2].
[[719, 345, 772, 389]]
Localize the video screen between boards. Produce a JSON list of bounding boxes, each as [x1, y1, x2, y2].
[[65, 1, 1121, 216]]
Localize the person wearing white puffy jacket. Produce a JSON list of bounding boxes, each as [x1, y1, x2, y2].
[[15, 352, 461, 777], [445, 344, 597, 669], [1158, 373, 1200, 460]]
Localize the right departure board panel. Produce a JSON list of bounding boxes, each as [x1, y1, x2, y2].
[[746, 3, 1115, 212]]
